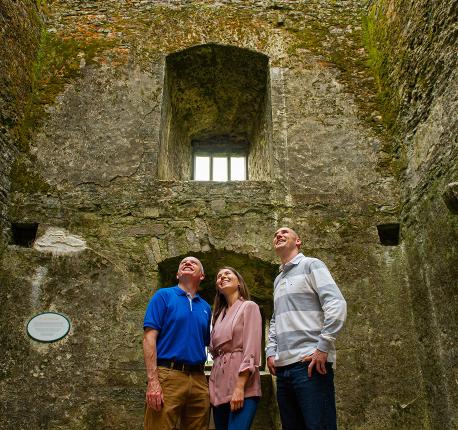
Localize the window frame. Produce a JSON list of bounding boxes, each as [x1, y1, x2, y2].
[[192, 148, 248, 182]]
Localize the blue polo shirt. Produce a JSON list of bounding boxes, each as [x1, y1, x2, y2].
[[143, 286, 211, 365]]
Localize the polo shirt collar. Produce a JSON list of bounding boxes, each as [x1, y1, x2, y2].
[[173, 285, 201, 300], [279, 252, 304, 272]]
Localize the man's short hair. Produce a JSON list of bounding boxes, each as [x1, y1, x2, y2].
[[289, 228, 300, 240]]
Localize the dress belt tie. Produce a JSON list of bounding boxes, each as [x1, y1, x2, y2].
[[213, 348, 243, 371], [214, 347, 243, 357]]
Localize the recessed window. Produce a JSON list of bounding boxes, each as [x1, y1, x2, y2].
[[158, 44, 272, 180]]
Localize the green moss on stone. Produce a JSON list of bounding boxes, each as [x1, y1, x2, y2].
[[285, 5, 386, 136], [361, 3, 401, 132], [18, 29, 116, 151], [0, 0, 42, 145], [9, 155, 51, 193]]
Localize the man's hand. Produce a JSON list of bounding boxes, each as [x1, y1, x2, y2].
[[267, 356, 276, 376], [146, 377, 163, 411], [230, 386, 245, 412], [302, 349, 328, 377]]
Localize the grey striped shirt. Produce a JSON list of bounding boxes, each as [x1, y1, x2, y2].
[[266, 253, 347, 366]]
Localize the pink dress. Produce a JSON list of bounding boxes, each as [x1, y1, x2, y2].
[[209, 299, 262, 407]]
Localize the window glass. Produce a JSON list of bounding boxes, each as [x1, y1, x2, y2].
[[212, 157, 228, 181], [230, 157, 246, 180], [194, 156, 210, 181]]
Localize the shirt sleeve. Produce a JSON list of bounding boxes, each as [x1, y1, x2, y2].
[[239, 301, 262, 374], [265, 309, 277, 358], [143, 290, 167, 331], [308, 259, 347, 353]]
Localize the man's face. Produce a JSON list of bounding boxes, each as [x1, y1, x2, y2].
[[177, 257, 205, 282], [273, 227, 301, 254]]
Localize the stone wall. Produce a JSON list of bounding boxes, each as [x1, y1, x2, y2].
[[365, 0, 458, 428], [1, 0, 455, 429], [0, 0, 41, 250]]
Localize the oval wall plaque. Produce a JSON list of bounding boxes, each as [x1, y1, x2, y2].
[[27, 312, 70, 343]]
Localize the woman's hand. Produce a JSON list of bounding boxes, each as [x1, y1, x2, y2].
[[230, 386, 245, 412], [230, 370, 250, 411]]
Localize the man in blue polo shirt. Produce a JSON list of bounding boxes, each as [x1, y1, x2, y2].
[[143, 256, 211, 430]]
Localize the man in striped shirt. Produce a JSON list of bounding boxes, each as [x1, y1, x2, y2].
[[266, 227, 347, 430]]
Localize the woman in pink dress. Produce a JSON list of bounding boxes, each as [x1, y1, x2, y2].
[[209, 267, 262, 430]]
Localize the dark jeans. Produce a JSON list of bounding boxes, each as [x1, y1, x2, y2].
[[276, 361, 336, 430], [213, 397, 260, 430]]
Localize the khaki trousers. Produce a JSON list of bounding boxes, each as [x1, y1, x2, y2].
[[144, 367, 210, 430]]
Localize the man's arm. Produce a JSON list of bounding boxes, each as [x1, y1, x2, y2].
[[265, 311, 277, 376], [143, 328, 163, 411], [304, 260, 347, 376]]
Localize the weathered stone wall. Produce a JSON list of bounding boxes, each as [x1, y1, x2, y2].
[[365, 0, 458, 428], [0, 0, 41, 250], [2, 0, 454, 429]]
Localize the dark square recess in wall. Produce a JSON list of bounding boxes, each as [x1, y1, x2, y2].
[[377, 223, 400, 246], [11, 223, 38, 247]]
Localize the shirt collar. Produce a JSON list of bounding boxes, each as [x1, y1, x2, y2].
[[173, 285, 201, 300], [279, 252, 304, 272]]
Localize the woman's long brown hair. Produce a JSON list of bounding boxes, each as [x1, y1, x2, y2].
[[212, 266, 250, 326]]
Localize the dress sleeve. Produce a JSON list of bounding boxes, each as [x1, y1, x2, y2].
[[238, 301, 262, 374]]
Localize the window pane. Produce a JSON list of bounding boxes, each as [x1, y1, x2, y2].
[[212, 157, 228, 181], [230, 156, 246, 180], [194, 156, 210, 180]]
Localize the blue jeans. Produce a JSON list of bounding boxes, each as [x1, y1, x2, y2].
[[276, 361, 336, 430], [213, 397, 260, 430]]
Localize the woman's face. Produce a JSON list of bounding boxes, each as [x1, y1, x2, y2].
[[216, 268, 239, 296]]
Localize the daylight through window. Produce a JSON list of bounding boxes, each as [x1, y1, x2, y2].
[[193, 154, 247, 181]]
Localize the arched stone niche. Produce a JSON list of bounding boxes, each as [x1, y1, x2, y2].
[[158, 250, 277, 306], [158, 43, 273, 181], [158, 250, 278, 365]]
